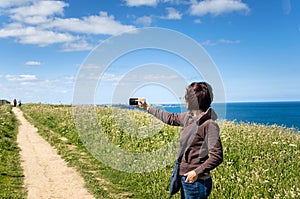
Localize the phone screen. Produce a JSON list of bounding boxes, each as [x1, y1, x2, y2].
[[129, 98, 138, 105]]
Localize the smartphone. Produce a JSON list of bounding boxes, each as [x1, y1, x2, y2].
[[129, 98, 138, 105]]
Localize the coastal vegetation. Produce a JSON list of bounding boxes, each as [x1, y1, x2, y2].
[[1, 103, 299, 198]]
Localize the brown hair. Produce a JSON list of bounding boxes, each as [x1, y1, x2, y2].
[[185, 82, 213, 111]]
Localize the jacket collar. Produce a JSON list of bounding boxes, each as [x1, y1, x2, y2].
[[189, 107, 218, 126]]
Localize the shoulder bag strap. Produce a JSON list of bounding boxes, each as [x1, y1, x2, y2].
[[177, 110, 212, 162], [177, 123, 198, 162]]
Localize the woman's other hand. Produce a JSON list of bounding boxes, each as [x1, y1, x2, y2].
[[184, 170, 198, 183]]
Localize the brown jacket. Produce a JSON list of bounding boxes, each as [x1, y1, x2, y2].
[[148, 107, 223, 178]]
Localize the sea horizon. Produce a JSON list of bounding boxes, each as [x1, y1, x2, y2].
[[110, 101, 299, 131], [11, 101, 299, 131]]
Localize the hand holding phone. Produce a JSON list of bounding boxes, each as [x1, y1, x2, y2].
[[129, 98, 149, 111]]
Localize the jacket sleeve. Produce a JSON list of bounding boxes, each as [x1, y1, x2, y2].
[[148, 106, 185, 126], [194, 122, 223, 175]]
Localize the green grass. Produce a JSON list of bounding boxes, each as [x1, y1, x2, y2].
[[20, 104, 300, 199], [0, 105, 26, 199], [211, 121, 299, 199]]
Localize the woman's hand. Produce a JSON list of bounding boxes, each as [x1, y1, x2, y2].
[[184, 170, 198, 183], [137, 98, 149, 111]]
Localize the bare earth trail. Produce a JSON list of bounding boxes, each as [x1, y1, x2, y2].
[[13, 107, 95, 199]]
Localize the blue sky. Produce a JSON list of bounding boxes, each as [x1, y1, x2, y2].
[[0, 0, 299, 104]]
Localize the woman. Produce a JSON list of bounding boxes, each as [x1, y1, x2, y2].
[[138, 82, 223, 199]]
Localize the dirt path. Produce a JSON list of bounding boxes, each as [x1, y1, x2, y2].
[[13, 107, 95, 199]]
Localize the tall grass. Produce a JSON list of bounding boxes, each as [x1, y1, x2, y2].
[[21, 104, 299, 199], [0, 105, 26, 198], [212, 121, 299, 198]]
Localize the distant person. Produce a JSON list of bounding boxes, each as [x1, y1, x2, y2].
[[13, 99, 17, 107], [137, 82, 223, 199], [18, 100, 22, 107]]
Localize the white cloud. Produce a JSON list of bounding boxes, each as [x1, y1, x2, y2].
[[61, 39, 94, 52], [0, 0, 39, 8], [19, 30, 75, 46], [0, 24, 76, 46], [9, 1, 67, 20], [80, 64, 106, 70], [20, 15, 50, 25], [124, 0, 187, 7], [125, 0, 159, 7], [194, 19, 202, 24], [1, 1, 67, 25], [143, 74, 178, 80], [20, 81, 37, 86], [114, 73, 179, 83], [190, 0, 250, 16], [76, 71, 176, 84], [162, 7, 182, 19], [46, 12, 136, 35], [0, 1, 136, 50], [0, 74, 76, 104], [63, 76, 75, 82], [25, 61, 42, 66], [101, 73, 123, 81], [5, 74, 37, 81], [135, 16, 153, 26], [202, 40, 217, 46], [219, 38, 240, 44], [202, 38, 240, 46]]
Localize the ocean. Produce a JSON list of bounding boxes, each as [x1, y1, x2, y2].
[[156, 101, 300, 131]]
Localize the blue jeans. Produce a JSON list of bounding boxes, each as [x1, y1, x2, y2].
[[180, 176, 212, 199]]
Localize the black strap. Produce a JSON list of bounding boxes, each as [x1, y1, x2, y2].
[[177, 123, 198, 163]]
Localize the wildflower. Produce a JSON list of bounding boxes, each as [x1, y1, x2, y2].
[[60, 137, 68, 141], [289, 144, 297, 147], [272, 142, 279, 145]]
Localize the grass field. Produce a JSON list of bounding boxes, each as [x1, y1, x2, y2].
[[1, 103, 299, 198], [0, 105, 26, 198]]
